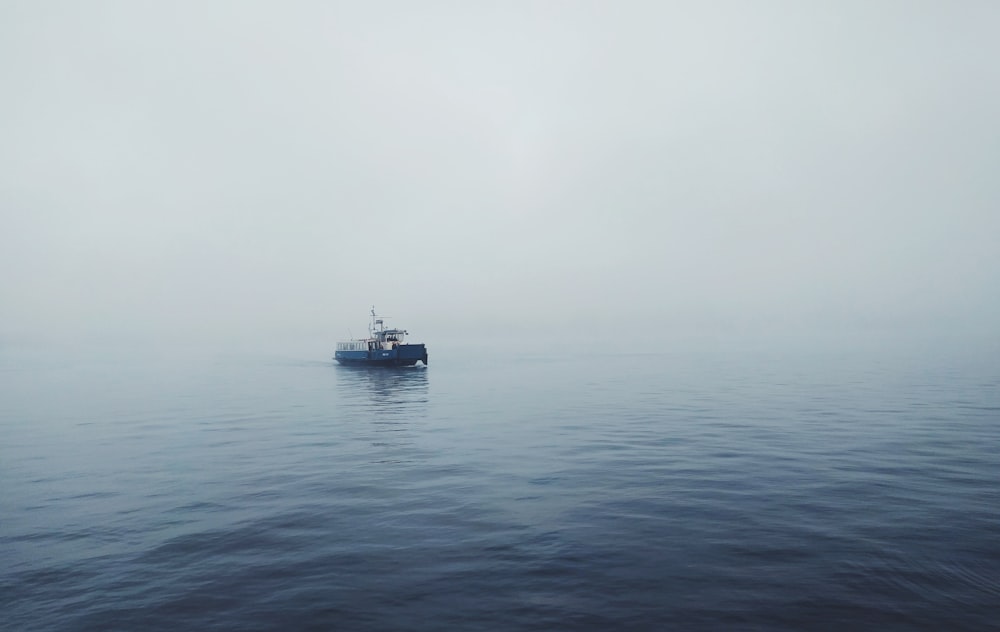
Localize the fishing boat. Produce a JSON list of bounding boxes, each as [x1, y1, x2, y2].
[[334, 307, 428, 366]]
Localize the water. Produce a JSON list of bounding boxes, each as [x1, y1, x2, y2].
[[2, 345, 998, 630]]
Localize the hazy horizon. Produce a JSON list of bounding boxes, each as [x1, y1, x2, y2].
[[3, 2, 998, 357]]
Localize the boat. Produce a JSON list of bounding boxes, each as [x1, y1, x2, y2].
[[334, 307, 428, 366]]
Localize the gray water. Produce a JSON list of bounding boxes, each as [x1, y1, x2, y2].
[[2, 345, 998, 630]]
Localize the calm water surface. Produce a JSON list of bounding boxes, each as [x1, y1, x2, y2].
[[2, 346, 998, 630]]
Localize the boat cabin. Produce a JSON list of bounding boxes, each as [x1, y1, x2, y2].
[[335, 310, 409, 352]]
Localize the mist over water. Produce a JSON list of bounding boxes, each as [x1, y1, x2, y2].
[[2, 346, 998, 630], [2, 2, 999, 349]]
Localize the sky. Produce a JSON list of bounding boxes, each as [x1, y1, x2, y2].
[[2, 1, 998, 355]]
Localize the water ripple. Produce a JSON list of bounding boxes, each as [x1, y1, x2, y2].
[[2, 351, 998, 630]]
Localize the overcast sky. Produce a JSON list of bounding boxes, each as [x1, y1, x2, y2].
[[2, 1, 998, 354]]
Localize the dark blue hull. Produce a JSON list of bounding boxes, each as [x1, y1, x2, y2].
[[334, 343, 428, 366], [335, 357, 423, 367]]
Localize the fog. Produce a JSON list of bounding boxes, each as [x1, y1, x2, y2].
[[2, 1, 998, 357]]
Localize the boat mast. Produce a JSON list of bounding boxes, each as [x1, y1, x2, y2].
[[369, 306, 387, 338]]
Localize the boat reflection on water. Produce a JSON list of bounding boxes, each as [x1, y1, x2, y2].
[[334, 365, 429, 418], [334, 366, 429, 459]]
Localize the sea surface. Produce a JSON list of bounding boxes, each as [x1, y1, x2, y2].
[[2, 344, 998, 631]]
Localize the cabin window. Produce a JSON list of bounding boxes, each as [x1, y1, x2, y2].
[[339, 342, 370, 351]]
